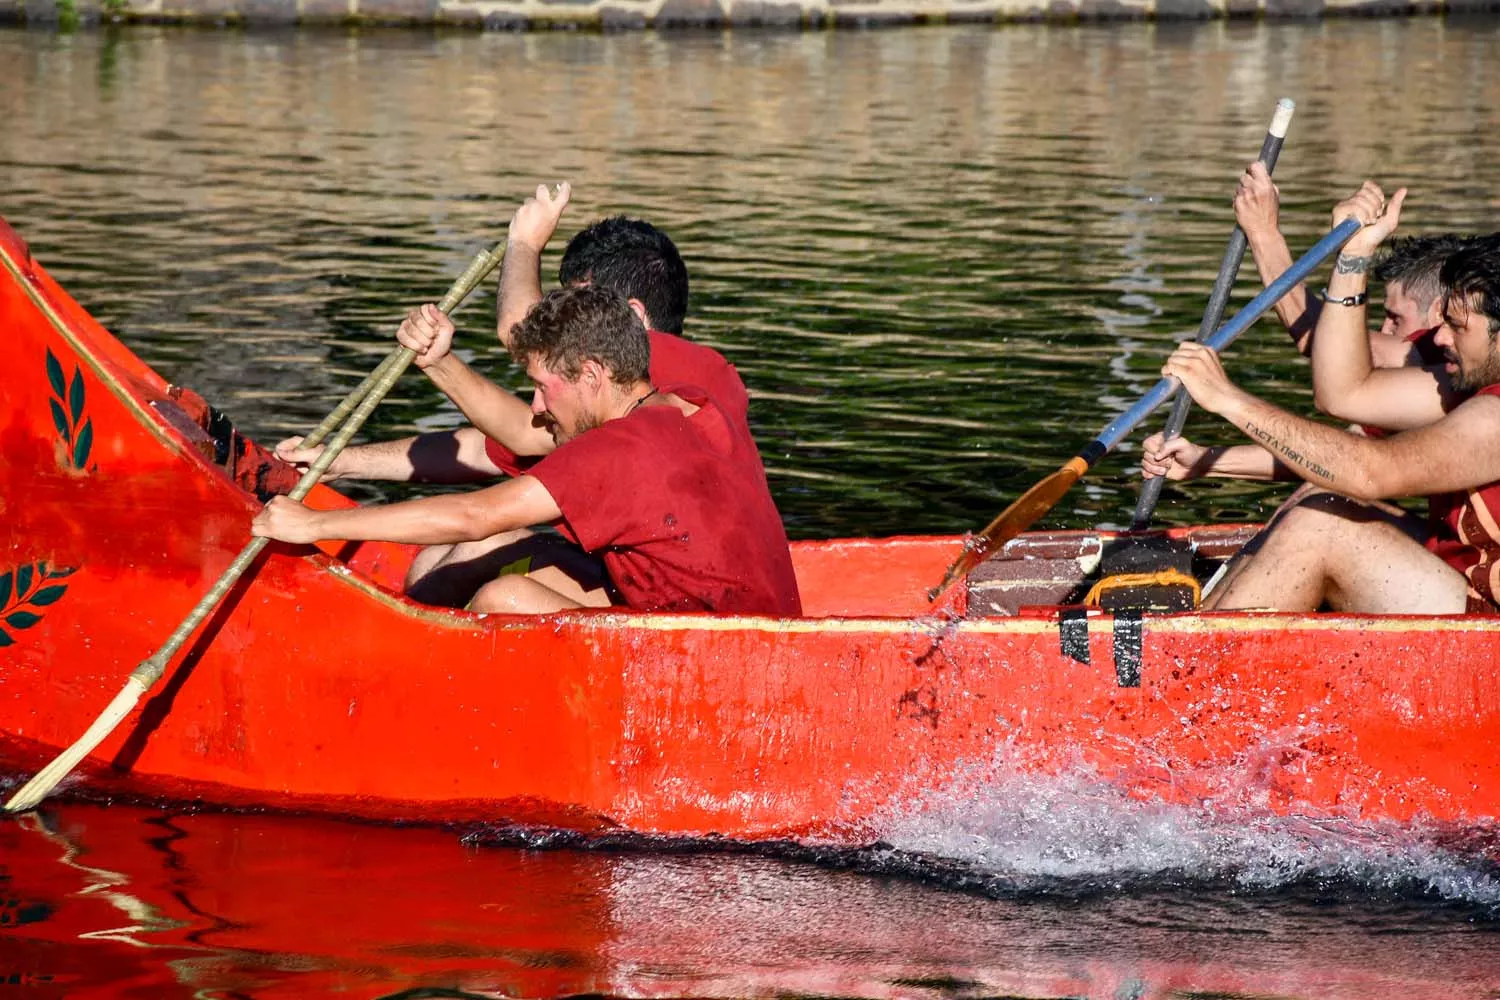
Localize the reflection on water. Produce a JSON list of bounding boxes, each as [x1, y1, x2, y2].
[[6, 21, 1500, 537], [2, 803, 1497, 999]]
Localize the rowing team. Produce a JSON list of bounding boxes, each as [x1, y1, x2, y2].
[[1146, 166, 1500, 615], [250, 171, 1500, 618]]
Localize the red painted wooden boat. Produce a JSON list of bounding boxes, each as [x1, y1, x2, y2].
[[2, 216, 1497, 846]]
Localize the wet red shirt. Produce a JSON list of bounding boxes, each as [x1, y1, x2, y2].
[[526, 386, 800, 616], [486, 330, 750, 475], [1426, 383, 1500, 612]]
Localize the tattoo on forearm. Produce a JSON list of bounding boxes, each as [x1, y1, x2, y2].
[[1334, 254, 1371, 275], [1245, 421, 1334, 482]]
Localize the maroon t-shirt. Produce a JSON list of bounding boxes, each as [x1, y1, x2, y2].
[[486, 330, 750, 475], [525, 386, 801, 616]]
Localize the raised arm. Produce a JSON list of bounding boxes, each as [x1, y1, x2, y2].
[[397, 303, 556, 458], [497, 182, 571, 349], [1308, 184, 1452, 431], [251, 474, 562, 547], [1234, 161, 1320, 353]]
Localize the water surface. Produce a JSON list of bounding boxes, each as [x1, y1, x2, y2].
[[8, 20, 1500, 536], [4, 19, 1500, 999]]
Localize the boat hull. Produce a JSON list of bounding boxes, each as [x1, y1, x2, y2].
[[2, 217, 1497, 843]]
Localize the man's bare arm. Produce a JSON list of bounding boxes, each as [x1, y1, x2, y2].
[[497, 182, 571, 348], [1141, 432, 1297, 482], [423, 355, 555, 457], [1166, 340, 1500, 501], [1234, 162, 1319, 352], [1220, 392, 1500, 501], [252, 475, 563, 546], [1308, 183, 1455, 430], [275, 426, 504, 483], [395, 302, 557, 457]]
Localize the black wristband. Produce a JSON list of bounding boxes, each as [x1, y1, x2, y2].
[[1320, 288, 1368, 307]]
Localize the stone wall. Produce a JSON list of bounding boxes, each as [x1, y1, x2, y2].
[[1, 0, 1493, 29]]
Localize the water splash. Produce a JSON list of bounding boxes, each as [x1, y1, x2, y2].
[[868, 748, 1500, 911]]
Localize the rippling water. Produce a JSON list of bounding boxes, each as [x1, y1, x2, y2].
[[5, 19, 1500, 998], [8, 20, 1500, 537]]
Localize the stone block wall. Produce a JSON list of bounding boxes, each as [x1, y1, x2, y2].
[[0, 0, 1490, 29]]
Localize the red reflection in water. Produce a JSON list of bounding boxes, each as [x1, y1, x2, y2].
[[2, 803, 1497, 1000]]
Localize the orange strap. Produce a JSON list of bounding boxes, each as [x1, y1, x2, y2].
[[1083, 568, 1201, 609]]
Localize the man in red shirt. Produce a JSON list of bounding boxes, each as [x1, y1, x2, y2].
[[253, 286, 801, 617], [275, 185, 768, 607]]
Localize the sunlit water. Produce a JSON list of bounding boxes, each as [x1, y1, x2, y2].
[[4, 19, 1500, 998]]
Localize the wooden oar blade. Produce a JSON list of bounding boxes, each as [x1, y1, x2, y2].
[[928, 456, 1088, 601]]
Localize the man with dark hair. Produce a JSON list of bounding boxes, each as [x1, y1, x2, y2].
[[253, 286, 801, 617], [556, 216, 689, 335], [495, 183, 747, 423], [1157, 182, 1500, 614]]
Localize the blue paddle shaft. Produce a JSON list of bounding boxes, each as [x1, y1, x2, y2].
[[1091, 216, 1362, 455]]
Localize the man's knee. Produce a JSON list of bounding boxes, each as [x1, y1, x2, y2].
[[405, 542, 456, 589], [469, 573, 581, 614]]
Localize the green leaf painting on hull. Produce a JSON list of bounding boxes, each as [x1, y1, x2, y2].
[[46, 347, 93, 471], [0, 562, 77, 648]]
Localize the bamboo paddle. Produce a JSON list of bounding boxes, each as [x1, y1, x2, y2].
[[5, 242, 504, 813], [1131, 98, 1297, 531], [928, 216, 1364, 602]]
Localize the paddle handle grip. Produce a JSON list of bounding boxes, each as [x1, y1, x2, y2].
[[1094, 216, 1362, 456], [300, 245, 504, 449], [132, 243, 504, 689], [1132, 98, 1294, 530]]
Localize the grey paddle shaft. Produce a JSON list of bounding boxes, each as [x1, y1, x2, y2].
[[1131, 98, 1296, 531], [129, 244, 503, 690]]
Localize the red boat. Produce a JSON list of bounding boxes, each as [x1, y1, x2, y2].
[[2, 216, 1497, 845]]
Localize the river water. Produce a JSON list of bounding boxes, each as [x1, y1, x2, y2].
[[3, 19, 1500, 999]]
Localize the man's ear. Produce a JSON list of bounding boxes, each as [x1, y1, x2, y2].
[[578, 358, 607, 393], [626, 298, 651, 331]]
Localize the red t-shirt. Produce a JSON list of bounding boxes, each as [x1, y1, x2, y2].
[[525, 386, 800, 616], [486, 330, 750, 476], [1426, 383, 1500, 612]]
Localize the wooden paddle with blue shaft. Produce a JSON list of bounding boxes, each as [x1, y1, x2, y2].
[[5, 242, 505, 813], [1131, 97, 1296, 531], [928, 215, 1364, 602]]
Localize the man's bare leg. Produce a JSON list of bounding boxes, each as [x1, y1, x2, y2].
[[404, 529, 537, 607], [469, 568, 615, 614], [1204, 485, 1424, 604], [406, 529, 616, 610], [1206, 495, 1468, 614]]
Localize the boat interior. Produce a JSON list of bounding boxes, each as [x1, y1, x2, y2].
[[152, 383, 1261, 622]]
